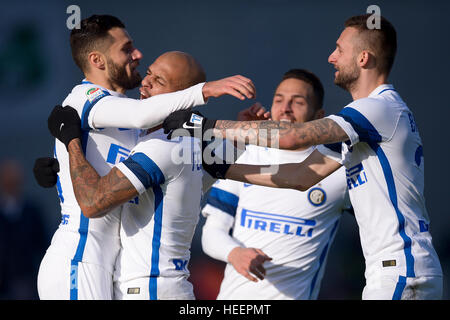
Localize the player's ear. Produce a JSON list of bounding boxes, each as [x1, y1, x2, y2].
[[358, 50, 374, 69], [88, 51, 106, 71]]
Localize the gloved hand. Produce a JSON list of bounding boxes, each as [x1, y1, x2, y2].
[[162, 110, 217, 140], [33, 157, 60, 188], [48, 105, 82, 149]]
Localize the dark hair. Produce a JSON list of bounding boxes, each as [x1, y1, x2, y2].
[[281, 69, 324, 110], [344, 14, 397, 75], [70, 15, 125, 73]]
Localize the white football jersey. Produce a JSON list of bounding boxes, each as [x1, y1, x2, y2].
[[46, 80, 138, 299], [46, 80, 206, 299], [115, 129, 204, 300], [317, 84, 443, 283], [202, 145, 350, 299]]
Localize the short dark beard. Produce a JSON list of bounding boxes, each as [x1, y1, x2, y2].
[[334, 61, 360, 92], [107, 58, 142, 91]]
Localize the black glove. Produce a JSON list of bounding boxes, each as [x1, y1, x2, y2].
[[162, 110, 217, 140], [48, 105, 82, 149], [33, 157, 60, 188], [201, 140, 231, 179]]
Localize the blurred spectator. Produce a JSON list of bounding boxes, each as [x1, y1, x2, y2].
[[0, 159, 48, 299], [189, 255, 226, 300]]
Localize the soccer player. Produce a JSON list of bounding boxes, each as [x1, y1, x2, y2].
[[37, 14, 255, 300], [201, 69, 351, 299], [46, 51, 229, 300], [163, 15, 443, 299]]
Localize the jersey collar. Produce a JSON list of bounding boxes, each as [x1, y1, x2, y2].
[[368, 84, 395, 97], [81, 79, 127, 98]]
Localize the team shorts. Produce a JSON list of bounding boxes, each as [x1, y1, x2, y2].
[[37, 251, 114, 300], [362, 273, 443, 300]]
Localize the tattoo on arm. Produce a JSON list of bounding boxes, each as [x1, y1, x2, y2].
[[213, 118, 348, 150], [68, 140, 138, 217]]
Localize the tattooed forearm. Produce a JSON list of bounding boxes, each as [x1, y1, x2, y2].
[[68, 139, 138, 218], [213, 118, 348, 150]]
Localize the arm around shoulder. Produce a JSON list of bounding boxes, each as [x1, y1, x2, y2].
[[67, 139, 139, 218], [225, 149, 342, 192], [90, 83, 206, 129]]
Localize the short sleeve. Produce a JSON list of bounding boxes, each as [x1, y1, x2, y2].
[[202, 179, 241, 218], [116, 152, 165, 194], [114, 136, 178, 194], [330, 98, 400, 147]]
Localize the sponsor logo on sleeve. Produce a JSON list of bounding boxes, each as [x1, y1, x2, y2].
[[86, 87, 107, 103]]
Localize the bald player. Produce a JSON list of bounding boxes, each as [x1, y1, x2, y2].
[[47, 51, 221, 299], [36, 15, 255, 300]]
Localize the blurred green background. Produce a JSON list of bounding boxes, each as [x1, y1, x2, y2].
[[0, 0, 448, 299]]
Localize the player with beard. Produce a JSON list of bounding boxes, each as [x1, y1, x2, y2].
[[162, 14, 443, 299], [36, 15, 255, 300], [47, 51, 235, 300]]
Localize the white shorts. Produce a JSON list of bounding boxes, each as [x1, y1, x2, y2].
[[37, 251, 113, 300], [113, 276, 195, 300], [362, 274, 443, 300]]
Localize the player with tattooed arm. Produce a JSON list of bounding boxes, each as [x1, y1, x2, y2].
[[163, 15, 443, 300]]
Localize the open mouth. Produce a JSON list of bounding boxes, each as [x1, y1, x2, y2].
[[139, 87, 150, 99]]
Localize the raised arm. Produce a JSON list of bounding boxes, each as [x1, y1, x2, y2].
[[211, 117, 349, 150], [91, 75, 256, 130], [67, 139, 138, 218], [162, 110, 349, 151], [90, 83, 206, 129]]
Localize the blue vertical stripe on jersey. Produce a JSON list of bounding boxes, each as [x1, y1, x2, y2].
[[121, 153, 168, 300], [56, 175, 64, 203], [122, 152, 166, 189], [206, 187, 239, 217], [337, 107, 415, 278], [309, 219, 340, 299], [54, 147, 64, 203], [69, 214, 89, 300], [371, 142, 415, 277], [415, 145, 423, 167], [69, 123, 92, 299], [392, 275, 407, 300], [149, 185, 164, 300]]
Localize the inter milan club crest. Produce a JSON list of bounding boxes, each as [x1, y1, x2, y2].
[[307, 187, 326, 206]]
